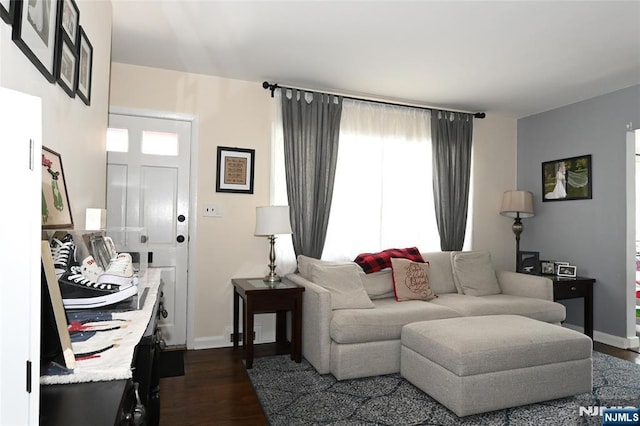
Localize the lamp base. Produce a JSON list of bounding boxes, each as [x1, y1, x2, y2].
[[263, 273, 281, 283]]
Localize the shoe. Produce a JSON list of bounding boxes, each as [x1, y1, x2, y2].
[[58, 266, 138, 309], [98, 253, 138, 287], [79, 255, 104, 282], [50, 234, 78, 278]]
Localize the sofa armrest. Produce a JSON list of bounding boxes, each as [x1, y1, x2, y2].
[[497, 271, 554, 301], [283, 273, 332, 374]]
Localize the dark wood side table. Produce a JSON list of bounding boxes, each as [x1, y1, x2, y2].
[[232, 278, 305, 369], [552, 276, 595, 339]]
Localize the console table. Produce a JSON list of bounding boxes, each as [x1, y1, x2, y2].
[[232, 278, 304, 368], [40, 269, 163, 426], [552, 276, 595, 339]]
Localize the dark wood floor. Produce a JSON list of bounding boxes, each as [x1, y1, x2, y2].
[[159, 342, 640, 426]]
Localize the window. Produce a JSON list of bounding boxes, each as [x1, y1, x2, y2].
[[106, 128, 129, 152], [272, 95, 471, 266], [141, 131, 179, 156]]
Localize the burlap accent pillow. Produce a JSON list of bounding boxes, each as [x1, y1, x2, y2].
[[391, 258, 437, 302]]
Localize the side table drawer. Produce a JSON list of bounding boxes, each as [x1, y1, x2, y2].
[[554, 280, 588, 299]]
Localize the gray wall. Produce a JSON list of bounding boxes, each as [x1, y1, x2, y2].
[[517, 85, 640, 338]]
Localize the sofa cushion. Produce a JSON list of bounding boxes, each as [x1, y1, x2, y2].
[[354, 247, 424, 274], [420, 252, 458, 294], [452, 251, 501, 296], [391, 258, 437, 302], [297, 255, 360, 281], [430, 293, 566, 323], [308, 263, 375, 310], [330, 298, 461, 344], [360, 269, 395, 300]]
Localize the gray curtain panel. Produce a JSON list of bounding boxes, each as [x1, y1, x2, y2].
[[281, 89, 343, 258], [431, 110, 474, 251]]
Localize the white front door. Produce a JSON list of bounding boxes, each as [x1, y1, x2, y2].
[[107, 112, 191, 347]]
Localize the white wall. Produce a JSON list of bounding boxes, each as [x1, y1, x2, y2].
[[0, 0, 112, 223], [109, 62, 518, 347]]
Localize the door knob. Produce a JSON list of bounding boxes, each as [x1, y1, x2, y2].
[[178, 214, 186, 222], [176, 235, 185, 243]]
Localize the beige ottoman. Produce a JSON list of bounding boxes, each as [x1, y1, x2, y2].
[[401, 315, 592, 417]]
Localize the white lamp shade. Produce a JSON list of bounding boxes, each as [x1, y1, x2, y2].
[[500, 190, 534, 218], [255, 206, 292, 236]]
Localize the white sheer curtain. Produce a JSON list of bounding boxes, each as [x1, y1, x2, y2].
[[271, 96, 470, 267], [322, 99, 440, 261]]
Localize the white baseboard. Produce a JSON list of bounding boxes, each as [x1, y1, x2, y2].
[[193, 331, 276, 350], [562, 323, 640, 349]]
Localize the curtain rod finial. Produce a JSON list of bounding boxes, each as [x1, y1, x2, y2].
[[474, 112, 486, 119], [262, 81, 270, 89]]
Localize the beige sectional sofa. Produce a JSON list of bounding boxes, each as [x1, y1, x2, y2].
[[283, 250, 566, 381]]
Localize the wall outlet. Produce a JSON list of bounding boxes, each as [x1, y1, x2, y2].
[[203, 204, 222, 217]]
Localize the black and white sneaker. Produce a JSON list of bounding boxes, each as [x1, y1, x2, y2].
[[50, 234, 78, 278], [58, 266, 138, 309]]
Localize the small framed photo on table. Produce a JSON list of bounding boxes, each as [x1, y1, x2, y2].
[[557, 265, 577, 278], [540, 260, 555, 275], [517, 251, 540, 274]]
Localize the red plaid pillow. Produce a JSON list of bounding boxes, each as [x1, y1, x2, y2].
[[354, 247, 425, 274]]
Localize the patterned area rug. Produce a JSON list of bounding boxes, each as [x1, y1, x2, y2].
[[246, 352, 640, 425]]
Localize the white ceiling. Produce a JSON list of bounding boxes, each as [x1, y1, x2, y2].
[[110, 0, 640, 118]]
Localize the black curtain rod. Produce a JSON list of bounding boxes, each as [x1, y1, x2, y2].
[[262, 81, 486, 119]]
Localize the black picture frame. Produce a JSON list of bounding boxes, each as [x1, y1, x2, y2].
[[76, 25, 93, 105], [57, 0, 79, 46], [216, 146, 255, 194], [517, 250, 540, 275], [12, 0, 60, 82], [542, 154, 592, 202], [540, 260, 555, 275], [0, 0, 14, 24], [55, 36, 77, 97]]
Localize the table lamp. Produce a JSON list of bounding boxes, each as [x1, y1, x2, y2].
[[255, 206, 292, 283], [500, 190, 534, 269]]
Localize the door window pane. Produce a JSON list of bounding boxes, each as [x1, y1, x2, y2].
[[141, 131, 179, 156], [106, 128, 129, 152]]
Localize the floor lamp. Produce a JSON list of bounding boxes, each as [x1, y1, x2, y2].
[[255, 206, 292, 283], [500, 190, 534, 270]]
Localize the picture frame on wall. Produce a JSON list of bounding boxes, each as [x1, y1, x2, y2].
[[0, 0, 13, 24], [56, 37, 77, 97], [12, 0, 60, 82], [216, 146, 255, 194], [76, 26, 93, 105], [58, 0, 79, 45], [42, 146, 74, 229], [542, 154, 592, 202]]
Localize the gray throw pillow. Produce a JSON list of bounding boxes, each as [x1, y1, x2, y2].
[[308, 263, 375, 310], [452, 251, 501, 296]]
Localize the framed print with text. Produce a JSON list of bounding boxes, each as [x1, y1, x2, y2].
[[216, 146, 255, 194]]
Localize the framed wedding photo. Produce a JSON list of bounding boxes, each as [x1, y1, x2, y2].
[[76, 26, 93, 105], [42, 146, 74, 229], [12, 0, 60, 82], [542, 154, 592, 202], [216, 146, 255, 194]]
